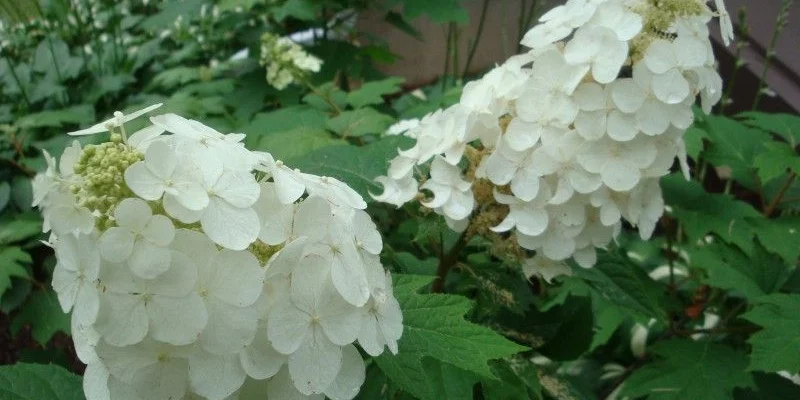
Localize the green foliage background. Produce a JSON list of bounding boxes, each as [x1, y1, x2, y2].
[[1, 1, 799, 399]]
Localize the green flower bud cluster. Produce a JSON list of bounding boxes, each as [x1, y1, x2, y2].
[[72, 138, 143, 225], [631, 0, 707, 59]]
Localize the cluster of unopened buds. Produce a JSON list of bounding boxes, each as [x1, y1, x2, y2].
[[259, 32, 323, 90], [33, 105, 402, 399], [375, 0, 733, 282]]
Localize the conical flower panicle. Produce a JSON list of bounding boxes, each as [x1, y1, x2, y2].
[[33, 106, 401, 400], [374, 0, 732, 281]]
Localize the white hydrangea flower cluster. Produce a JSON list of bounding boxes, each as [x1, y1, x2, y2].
[[32, 105, 402, 400], [259, 32, 323, 90], [374, 0, 732, 280]]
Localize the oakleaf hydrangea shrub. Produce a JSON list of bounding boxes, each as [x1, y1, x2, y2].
[[375, 0, 734, 282], [32, 105, 402, 399]]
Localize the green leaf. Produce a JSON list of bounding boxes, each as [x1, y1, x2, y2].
[[662, 174, 762, 253], [0, 61, 32, 96], [735, 372, 800, 400], [16, 105, 95, 129], [392, 252, 437, 276], [289, 136, 414, 201], [148, 67, 202, 90], [303, 83, 348, 111], [86, 74, 136, 103], [0, 212, 42, 245], [384, 11, 424, 40], [700, 114, 772, 183], [243, 106, 328, 147], [0, 246, 31, 298], [29, 79, 66, 104], [33, 37, 83, 81], [482, 360, 542, 400], [622, 339, 754, 400], [0, 181, 10, 213], [0, 363, 83, 400], [589, 306, 625, 351], [572, 252, 667, 321], [347, 77, 406, 108], [12, 176, 33, 212], [392, 0, 469, 23], [422, 358, 479, 400], [326, 108, 395, 138], [375, 275, 528, 400], [537, 295, 594, 361], [140, 0, 205, 31], [753, 141, 800, 183], [688, 242, 790, 298], [217, 0, 261, 11], [11, 289, 70, 344], [739, 111, 800, 146], [272, 0, 321, 21], [683, 125, 708, 160], [252, 127, 341, 160], [750, 216, 800, 263], [1, 276, 32, 314], [742, 294, 800, 373]]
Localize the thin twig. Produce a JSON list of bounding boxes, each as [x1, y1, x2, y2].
[[764, 172, 797, 216], [462, 0, 490, 78]]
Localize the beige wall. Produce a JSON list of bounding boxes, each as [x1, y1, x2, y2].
[[357, 0, 556, 87]]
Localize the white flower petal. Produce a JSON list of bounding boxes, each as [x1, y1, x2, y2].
[[140, 215, 175, 247], [200, 299, 259, 355], [324, 344, 366, 400], [240, 322, 285, 380], [652, 69, 690, 104], [114, 198, 152, 231], [98, 228, 135, 263], [83, 363, 111, 400], [95, 293, 148, 346], [602, 161, 640, 192], [188, 351, 246, 400], [268, 301, 311, 354], [288, 329, 342, 395], [128, 240, 172, 279], [274, 166, 306, 204], [208, 249, 264, 306], [146, 251, 197, 296], [124, 162, 164, 201], [146, 293, 208, 345], [163, 193, 203, 223], [610, 79, 646, 113], [201, 198, 260, 251]]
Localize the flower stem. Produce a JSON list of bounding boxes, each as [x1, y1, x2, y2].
[[3, 57, 31, 108], [304, 81, 342, 116], [764, 172, 797, 217], [431, 229, 470, 293], [752, 0, 792, 110]]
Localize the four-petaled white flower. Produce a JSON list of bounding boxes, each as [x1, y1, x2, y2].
[[98, 198, 175, 279], [124, 141, 209, 211], [268, 254, 362, 395]]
